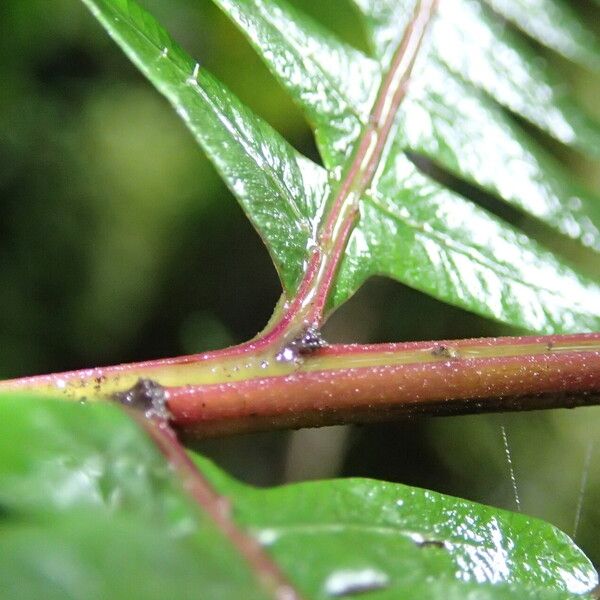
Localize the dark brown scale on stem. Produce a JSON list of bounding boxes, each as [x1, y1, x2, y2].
[[277, 327, 328, 362], [113, 378, 171, 421], [93, 375, 106, 393], [431, 345, 460, 359], [296, 327, 329, 355]]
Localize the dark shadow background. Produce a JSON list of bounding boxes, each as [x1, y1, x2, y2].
[[1, 0, 600, 566]]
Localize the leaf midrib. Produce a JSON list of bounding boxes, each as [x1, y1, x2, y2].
[[318, 0, 439, 248], [261, 0, 441, 328]]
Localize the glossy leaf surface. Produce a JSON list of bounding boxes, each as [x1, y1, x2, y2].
[[215, 0, 600, 253], [81, 0, 600, 334], [482, 0, 600, 69], [351, 0, 600, 157], [433, 0, 600, 158], [335, 157, 600, 330], [216, 0, 600, 242], [200, 455, 599, 599], [0, 395, 268, 600], [0, 394, 596, 599], [81, 0, 328, 294]]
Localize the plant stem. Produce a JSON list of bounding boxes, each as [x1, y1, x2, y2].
[[0, 1, 445, 406], [3, 333, 600, 437], [167, 334, 600, 437]]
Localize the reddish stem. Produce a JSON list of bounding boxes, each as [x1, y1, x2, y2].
[[163, 333, 600, 437], [0, 0, 442, 399], [3, 334, 600, 437]]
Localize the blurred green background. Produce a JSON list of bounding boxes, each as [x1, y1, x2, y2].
[[1, 0, 600, 568]]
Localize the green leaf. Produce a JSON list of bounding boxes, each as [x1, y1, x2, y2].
[[210, 0, 381, 168], [80, 0, 328, 294], [334, 157, 600, 330], [482, 0, 600, 70], [434, 0, 600, 158], [352, 0, 600, 73], [80, 0, 600, 333], [200, 453, 597, 599], [215, 0, 600, 246], [0, 395, 269, 600], [1, 394, 597, 599]]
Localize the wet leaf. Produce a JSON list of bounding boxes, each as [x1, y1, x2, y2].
[[204, 0, 600, 252], [80, 0, 600, 333], [0, 394, 596, 599], [199, 454, 599, 598], [0, 395, 269, 600], [482, 0, 600, 70], [433, 0, 600, 158], [80, 0, 327, 294]]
